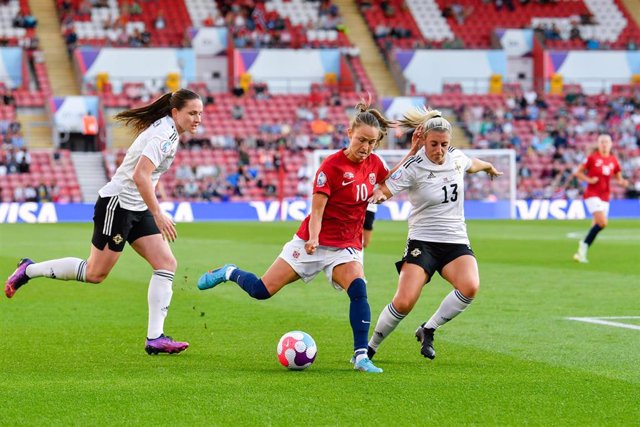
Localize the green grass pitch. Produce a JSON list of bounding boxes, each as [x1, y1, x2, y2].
[[1, 220, 639, 425]]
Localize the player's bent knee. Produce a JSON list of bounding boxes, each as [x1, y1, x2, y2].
[[346, 278, 367, 301], [392, 298, 415, 315], [85, 271, 108, 284], [458, 281, 479, 298]]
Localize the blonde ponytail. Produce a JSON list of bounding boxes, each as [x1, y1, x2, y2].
[[398, 106, 452, 134]]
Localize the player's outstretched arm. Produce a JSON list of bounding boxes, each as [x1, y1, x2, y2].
[[368, 182, 393, 204], [468, 158, 503, 180], [614, 171, 629, 188]]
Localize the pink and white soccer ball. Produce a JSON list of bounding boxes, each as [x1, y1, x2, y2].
[[277, 331, 317, 370]]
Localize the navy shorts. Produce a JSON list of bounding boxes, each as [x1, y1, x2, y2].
[[395, 239, 475, 283], [91, 196, 160, 252]]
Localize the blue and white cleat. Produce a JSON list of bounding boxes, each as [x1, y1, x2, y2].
[[197, 264, 236, 290], [354, 357, 383, 373]]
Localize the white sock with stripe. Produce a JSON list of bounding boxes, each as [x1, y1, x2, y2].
[[25, 258, 87, 282], [425, 290, 473, 330], [147, 269, 174, 339], [368, 303, 406, 351]]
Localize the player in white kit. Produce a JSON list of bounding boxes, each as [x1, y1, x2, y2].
[[5, 89, 203, 355], [366, 107, 502, 361]]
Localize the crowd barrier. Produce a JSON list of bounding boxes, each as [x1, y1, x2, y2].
[[1, 200, 638, 223]]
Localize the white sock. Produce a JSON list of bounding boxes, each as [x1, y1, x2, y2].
[[425, 290, 473, 330], [147, 270, 174, 339], [354, 348, 368, 363], [368, 303, 406, 351], [25, 258, 87, 281], [225, 266, 237, 280]]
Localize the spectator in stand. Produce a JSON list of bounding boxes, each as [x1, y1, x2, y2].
[[231, 103, 244, 120], [64, 27, 78, 56], [13, 184, 25, 202], [1, 87, 16, 107], [16, 147, 31, 174], [24, 185, 37, 202], [154, 10, 166, 30], [49, 181, 61, 202], [0, 154, 7, 176], [36, 182, 51, 202], [175, 164, 195, 182], [296, 176, 311, 198], [569, 22, 582, 41]]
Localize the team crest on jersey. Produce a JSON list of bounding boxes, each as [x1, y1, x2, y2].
[[113, 234, 123, 245], [369, 173, 376, 185], [390, 169, 403, 180], [317, 171, 327, 187], [454, 160, 463, 174], [411, 248, 422, 257], [292, 249, 300, 259], [161, 141, 171, 153], [343, 172, 355, 179]]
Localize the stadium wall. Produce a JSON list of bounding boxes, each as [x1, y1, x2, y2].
[[1, 200, 638, 223]]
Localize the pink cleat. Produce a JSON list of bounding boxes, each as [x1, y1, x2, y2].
[[145, 334, 189, 355], [5, 258, 34, 298]]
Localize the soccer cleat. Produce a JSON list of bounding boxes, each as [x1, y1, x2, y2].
[[573, 241, 589, 263], [197, 263, 236, 290], [415, 325, 436, 360], [145, 334, 189, 355], [5, 258, 34, 298], [354, 357, 383, 373]]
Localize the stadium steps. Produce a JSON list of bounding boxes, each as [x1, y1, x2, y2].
[[450, 117, 472, 148], [106, 114, 134, 149], [18, 109, 54, 148], [71, 152, 108, 203], [29, 0, 80, 96], [333, 0, 401, 97], [620, 0, 640, 28]]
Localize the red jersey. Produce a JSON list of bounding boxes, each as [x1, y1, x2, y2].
[[582, 152, 621, 201], [296, 150, 388, 250]]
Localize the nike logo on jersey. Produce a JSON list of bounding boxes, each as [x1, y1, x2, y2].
[[342, 180, 355, 186]]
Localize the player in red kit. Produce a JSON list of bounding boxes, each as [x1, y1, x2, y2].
[[197, 100, 408, 373], [573, 134, 629, 263]]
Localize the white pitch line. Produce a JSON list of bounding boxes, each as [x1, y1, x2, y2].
[[566, 317, 640, 331]]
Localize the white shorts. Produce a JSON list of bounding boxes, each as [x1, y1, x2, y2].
[[278, 235, 363, 291], [585, 197, 610, 216]]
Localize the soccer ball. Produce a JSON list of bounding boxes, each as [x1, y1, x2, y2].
[[277, 331, 317, 370]]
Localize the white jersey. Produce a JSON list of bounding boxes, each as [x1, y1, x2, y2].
[[386, 147, 472, 244], [99, 116, 179, 211]]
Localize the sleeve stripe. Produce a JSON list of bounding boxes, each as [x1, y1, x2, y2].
[[403, 156, 422, 169]]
